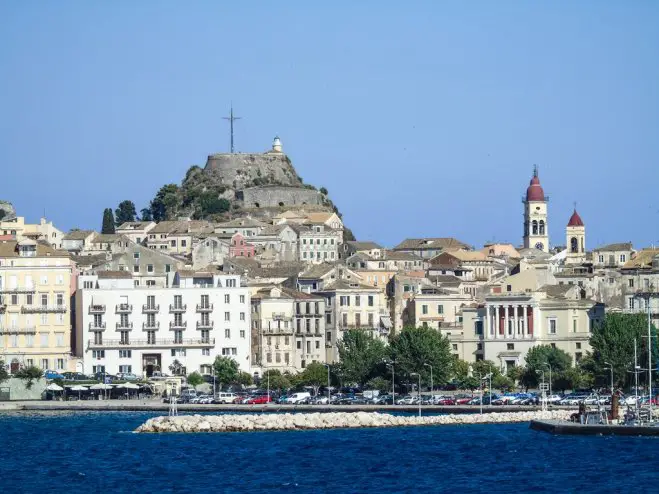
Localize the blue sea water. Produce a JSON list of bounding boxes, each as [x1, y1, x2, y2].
[[1, 412, 658, 493]]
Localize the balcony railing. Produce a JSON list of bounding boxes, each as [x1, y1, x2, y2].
[[295, 330, 323, 337], [262, 327, 294, 335], [89, 304, 106, 314], [0, 286, 36, 294], [338, 324, 377, 331], [89, 322, 106, 331], [116, 322, 133, 330], [21, 305, 67, 314], [196, 320, 214, 330], [0, 326, 37, 334], [169, 320, 187, 330], [87, 338, 215, 349], [170, 304, 187, 313], [142, 321, 160, 330], [115, 304, 133, 313], [196, 303, 213, 313], [142, 304, 160, 313]]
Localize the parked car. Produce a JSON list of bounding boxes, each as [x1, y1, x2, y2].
[[396, 396, 415, 405], [434, 396, 456, 405], [545, 394, 563, 404], [117, 372, 139, 381], [246, 394, 272, 404], [286, 392, 311, 404], [454, 395, 473, 405], [61, 372, 87, 381], [211, 392, 237, 404], [560, 394, 590, 406]]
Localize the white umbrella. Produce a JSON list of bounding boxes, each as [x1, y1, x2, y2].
[[121, 382, 140, 389], [46, 383, 64, 391], [90, 383, 112, 390], [69, 385, 88, 400]]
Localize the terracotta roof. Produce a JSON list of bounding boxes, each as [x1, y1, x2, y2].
[[215, 218, 267, 228], [306, 212, 336, 224], [537, 284, 574, 299], [428, 274, 463, 286], [116, 221, 153, 230], [73, 253, 108, 268], [440, 249, 487, 262], [393, 237, 470, 251], [96, 270, 132, 279], [63, 230, 95, 240], [525, 169, 545, 202], [622, 249, 659, 269], [91, 233, 127, 244], [0, 240, 69, 258], [567, 209, 584, 227], [594, 242, 633, 252], [298, 263, 337, 279]]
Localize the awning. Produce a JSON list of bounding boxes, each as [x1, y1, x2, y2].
[[46, 383, 64, 391]]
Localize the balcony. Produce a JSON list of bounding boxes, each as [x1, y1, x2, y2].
[[338, 324, 377, 331], [116, 321, 133, 330], [142, 321, 160, 330], [196, 303, 213, 313], [169, 320, 187, 330], [196, 320, 214, 330], [262, 327, 294, 335], [0, 286, 36, 294], [295, 330, 323, 337], [142, 304, 160, 314], [89, 304, 106, 314], [272, 312, 293, 321], [21, 305, 67, 314], [88, 322, 106, 332], [169, 304, 187, 313], [87, 338, 215, 349], [0, 326, 37, 334], [115, 304, 133, 314]]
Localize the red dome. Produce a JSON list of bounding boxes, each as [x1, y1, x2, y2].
[[526, 171, 545, 202], [567, 209, 584, 227]]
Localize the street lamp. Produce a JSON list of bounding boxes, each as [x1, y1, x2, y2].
[[604, 361, 614, 394], [267, 371, 270, 404], [383, 359, 395, 405], [424, 363, 433, 403], [323, 364, 331, 404], [476, 372, 483, 415], [410, 372, 421, 417], [543, 363, 552, 398]]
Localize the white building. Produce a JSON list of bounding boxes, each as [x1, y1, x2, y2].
[[75, 270, 251, 378]]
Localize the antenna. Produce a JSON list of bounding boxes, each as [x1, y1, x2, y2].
[[222, 103, 241, 153]]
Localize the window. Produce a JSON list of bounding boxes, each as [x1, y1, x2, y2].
[[11, 294, 17, 305], [181, 240, 187, 247], [224, 312, 230, 321], [133, 265, 139, 273], [548, 319, 557, 335], [222, 347, 237, 356], [56, 293, 64, 306], [147, 264, 154, 273], [56, 275, 64, 285], [119, 365, 132, 373], [92, 365, 105, 374], [26, 334, 34, 347], [296, 340, 302, 349], [422, 305, 428, 315], [119, 350, 132, 358], [355, 296, 361, 307], [56, 333, 64, 346], [170, 240, 176, 247], [40, 333, 49, 347], [41, 359, 49, 370], [629, 298, 635, 310], [340, 296, 350, 307], [202, 348, 210, 356], [224, 294, 230, 303], [134, 252, 140, 260], [326, 313, 331, 324], [629, 279, 634, 288], [573, 319, 577, 333], [171, 348, 186, 357], [437, 305, 444, 315], [507, 343, 514, 351], [315, 341, 320, 349], [92, 350, 105, 359], [240, 295, 245, 303], [576, 342, 581, 350], [40, 275, 48, 285], [41, 294, 48, 306], [225, 328, 231, 338], [240, 330, 245, 338], [620, 254, 626, 262], [267, 353, 272, 363], [452, 344, 458, 351], [368, 295, 374, 307]]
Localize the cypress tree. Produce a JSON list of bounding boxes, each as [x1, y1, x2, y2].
[[101, 208, 116, 234]]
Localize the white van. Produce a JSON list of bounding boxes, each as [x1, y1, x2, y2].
[[286, 392, 311, 404], [214, 392, 237, 404]]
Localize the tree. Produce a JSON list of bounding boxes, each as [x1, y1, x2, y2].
[[525, 345, 572, 374], [261, 369, 291, 391], [15, 366, 43, 389], [389, 326, 453, 386], [0, 360, 8, 383], [365, 376, 390, 392], [492, 374, 514, 392], [337, 329, 387, 386], [169, 359, 184, 376], [506, 365, 525, 386], [149, 184, 180, 221], [461, 376, 480, 393], [115, 200, 138, 226], [319, 187, 328, 195], [471, 360, 501, 380], [140, 207, 153, 221], [589, 313, 658, 388], [234, 371, 253, 387], [198, 192, 230, 217], [213, 356, 239, 389], [452, 359, 471, 385], [187, 371, 204, 389], [101, 208, 115, 234], [296, 362, 328, 396]]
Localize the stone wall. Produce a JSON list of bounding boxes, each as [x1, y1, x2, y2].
[[0, 377, 47, 401], [241, 186, 323, 209], [0, 200, 16, 221], [204, 153, 302, 190]]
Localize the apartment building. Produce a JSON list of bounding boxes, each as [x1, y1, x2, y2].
[[115, 221, 156, 245], [75, 270, 250, 377], [407, 286, 473, 330], [0, 216, 64, 249], [297, 224, 341, 264], [250, 286, 326, 374], [0, 239, 74, 373]]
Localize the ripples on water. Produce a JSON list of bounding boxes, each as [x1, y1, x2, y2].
[[1, 411, 658, 493]]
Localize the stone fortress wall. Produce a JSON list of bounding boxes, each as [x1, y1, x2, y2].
[[240, 186, 323, 208]]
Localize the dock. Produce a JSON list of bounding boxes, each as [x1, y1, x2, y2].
[[530, 419, 659, 436]]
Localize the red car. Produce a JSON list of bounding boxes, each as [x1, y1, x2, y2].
[[246, 395, 272, 404], [455, 397, 473, 405], [435, 397, 456, 405]]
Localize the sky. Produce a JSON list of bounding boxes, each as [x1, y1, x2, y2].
[[1, 1, 658, 250]]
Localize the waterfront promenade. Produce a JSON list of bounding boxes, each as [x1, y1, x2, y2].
[[0, 398, 573, 414]]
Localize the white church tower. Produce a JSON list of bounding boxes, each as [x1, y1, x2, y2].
[[523, 166, 549, 252]]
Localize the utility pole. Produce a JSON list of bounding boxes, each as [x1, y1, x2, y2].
[[222, 104, 241, 153]]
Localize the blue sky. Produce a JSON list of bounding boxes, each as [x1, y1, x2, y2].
[[1, 1, 658, 249]]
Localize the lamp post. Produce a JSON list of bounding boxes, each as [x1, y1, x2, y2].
[[424, 363, 433, 403], [384, 359, 395, 405], [323, 364, 331, 404], [487, 364, 493, 406], [477, 372, 483, 415], [267, 371, 270, 404], [411, 372, 421, 417], [604, 361, 614, 394], [543, 363, 552, 398]]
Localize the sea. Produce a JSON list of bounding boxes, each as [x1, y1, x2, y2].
[[1, 411, 658, 493]]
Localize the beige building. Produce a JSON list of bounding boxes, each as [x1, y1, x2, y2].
[[116, 221, 156, 245], [407, 287, 473, 330], [250, 285, 326, 374], [0, 240, 74, 373], [0, 217, 64, 249], [147, 220, 213, 255], [565, 209, 586, 265], [296, 224, 341, 264], [593, 242, 635, 269]]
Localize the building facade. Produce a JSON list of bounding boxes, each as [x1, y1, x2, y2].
[[75, 271, 250, 377]]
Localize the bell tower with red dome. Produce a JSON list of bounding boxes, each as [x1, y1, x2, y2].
[[523, 166, 549, 252], [565, 206, 586, 264]]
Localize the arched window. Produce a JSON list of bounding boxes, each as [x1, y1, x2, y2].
[[532, 220, 538, 235], [570, 237, 578, 253], [539, 220, 545, 235]]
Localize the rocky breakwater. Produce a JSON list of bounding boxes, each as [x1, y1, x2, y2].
[[135, 410, 573, 433]]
